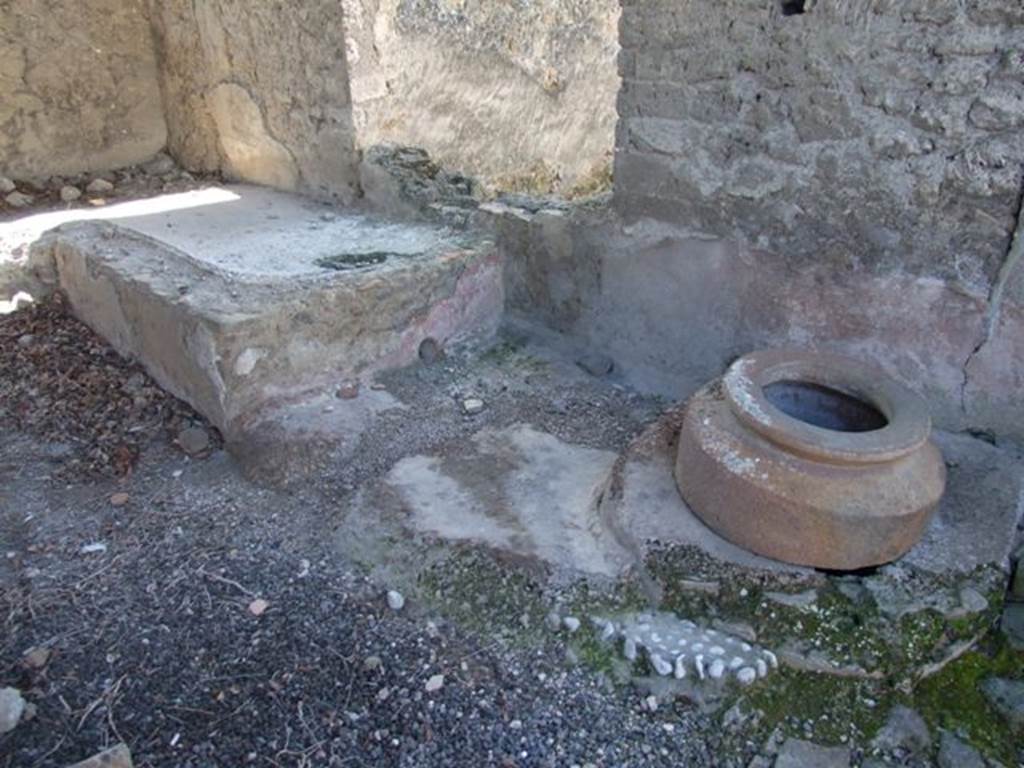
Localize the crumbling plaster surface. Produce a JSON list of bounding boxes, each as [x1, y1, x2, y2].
[[313, 0, 619, 196], [616, 0, 1024, 298], [497, 205, 1024, 441], [148, 0, 360, 202], [0, 0, 167, 179]]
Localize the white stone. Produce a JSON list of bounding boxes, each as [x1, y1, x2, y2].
[[60, 185, 82, 202], [736, 667, 757, 686], [729, 656, 745, 670], [764, 650, 778, 669], [0, 688, 25, 734], [386, 590, 405, 611], [674, 655, 687, 679], [650, 653, 672, 676], [81, 542, 107, 554], [563, 616, 581, 633], [0, 177, 15, 194], [756, 659, 768, 678], [708, 659, 726, 679], [695, 654, 705, 680], [425, 674, 444, 693], [462, 397, 485, 415], [709, 645, 725, 656]]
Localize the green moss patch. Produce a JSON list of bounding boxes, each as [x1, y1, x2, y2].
[[913, 638, 1024, 763]]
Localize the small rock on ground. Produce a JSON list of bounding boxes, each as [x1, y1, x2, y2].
[[5, 191, 33, 208], [0, 176, 15, 193], [981, 677, 1024, 730], [22, 646, 51, 669], [86, 178, 114, 194], [576, 351, 614, 377], [67, 743, 133, 768], [248, 598, 270, 616], [177, 426, 211, 455], [0, 687, 26, 734], [872, 705, 932, 753], [387, 590, 405, 611], [425, 674, 445, 693], [142, 152, 176, 176], [774, 738, 850, 768], [336, 380, 360, 400], [462, 397, 485, 415], [60, 185, 82, 202], [937, 731, 986, 768]]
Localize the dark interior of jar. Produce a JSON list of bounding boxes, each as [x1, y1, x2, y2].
[[762, 380, 889, 433]]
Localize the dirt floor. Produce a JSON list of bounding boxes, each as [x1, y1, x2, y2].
[[2, 297, 1022, 768], [0, 299, 753, 768]]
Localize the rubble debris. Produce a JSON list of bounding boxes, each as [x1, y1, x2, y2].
[[0, 294, 219, 477]]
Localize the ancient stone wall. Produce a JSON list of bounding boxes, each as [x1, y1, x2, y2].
[[0, 0, 167, 179], [615, 0, 1024, 298], [512, 0, 1024, 439], [341, 0, 621, 196], [148, 0, 360, 203]]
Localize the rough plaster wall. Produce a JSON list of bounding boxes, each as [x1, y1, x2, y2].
[[561, 0, 1024, 438], [0, 0, 167, 179], [615, 0, 1024, 297], [502, 207, 1024, 440], [344, 0, 620, 195], [148, 0, 360, 202]]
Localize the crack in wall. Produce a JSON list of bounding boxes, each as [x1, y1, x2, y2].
[[960, 170, 1024, 414]]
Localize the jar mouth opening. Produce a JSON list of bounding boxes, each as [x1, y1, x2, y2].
[[722, 349, 931, 465], [762, 379, 889, 434]]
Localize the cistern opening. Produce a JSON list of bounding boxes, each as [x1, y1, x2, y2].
[[763, 380, 888, 433]]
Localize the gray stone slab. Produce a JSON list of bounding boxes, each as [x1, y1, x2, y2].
[[381, 424, 630, 577], [27, 185, 503, 436]]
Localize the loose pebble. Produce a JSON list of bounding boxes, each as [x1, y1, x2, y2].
[[248, 598, 269, 616], [674, 655, 687, 679], [650, 653, 672, 676], [737, 667, 757, 685], [425, 674, 445, 693], [0, 688, 25, 734], [5, 191, 33, 208], [86, 178, 114, 194], [462, 397, 485, 415], [387, 590, 405, 611]]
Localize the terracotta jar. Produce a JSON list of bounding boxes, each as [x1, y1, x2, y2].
[[674, 348, 946, 570]]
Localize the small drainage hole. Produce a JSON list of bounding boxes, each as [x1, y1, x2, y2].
[[763, 380, 888, 433], [780, 0, 807, 15]]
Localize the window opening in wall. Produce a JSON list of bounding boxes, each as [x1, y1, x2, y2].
[[780, 0, 807, 16]]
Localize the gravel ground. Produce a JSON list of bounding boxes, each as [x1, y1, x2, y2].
[[0, 307, 750, 767]]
